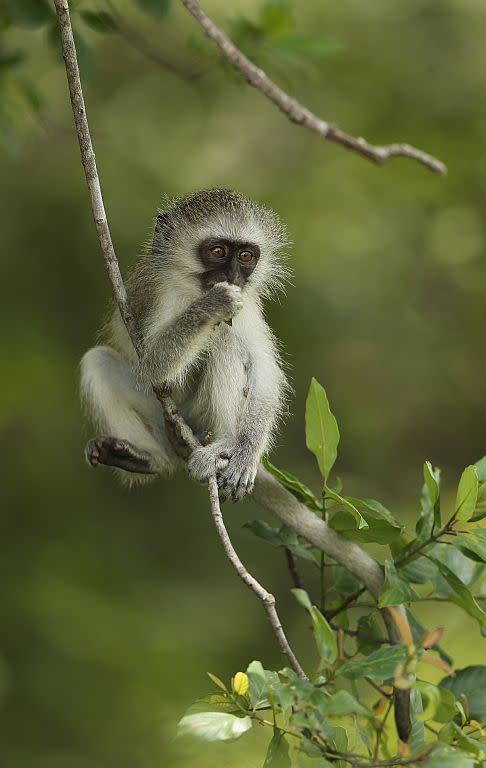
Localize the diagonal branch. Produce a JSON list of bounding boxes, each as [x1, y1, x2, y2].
[[253, 467, 412, 741], [180, 0, 446, 175], [54, 0, 305, 681]]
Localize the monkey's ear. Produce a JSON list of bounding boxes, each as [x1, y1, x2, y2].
[[152, 212, 172, 253]]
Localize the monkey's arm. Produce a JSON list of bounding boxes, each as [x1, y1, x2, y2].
[[139, 282, 242, 385], [188, 341, 285, 502], [217, 352, 285, 501]]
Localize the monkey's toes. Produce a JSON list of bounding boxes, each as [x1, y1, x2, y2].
[[85, 436, 133, 467], [85, 438, 101, 466], [217, 467, 256, 503]]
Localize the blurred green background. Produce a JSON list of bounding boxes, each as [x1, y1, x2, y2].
[[1, 0, 486, 765]]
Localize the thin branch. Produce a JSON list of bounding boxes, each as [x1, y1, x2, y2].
[[208, 478, 306, 678], [285, 548, 304, 590], [54, 0, 305, 682], [326, 587, 366, 620], [179, 0, 446, 175]]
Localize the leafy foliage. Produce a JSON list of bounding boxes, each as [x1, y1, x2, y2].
[[180, 379, 486, 766]]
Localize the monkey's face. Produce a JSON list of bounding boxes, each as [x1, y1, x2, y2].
[[197, 238, 261, 292]]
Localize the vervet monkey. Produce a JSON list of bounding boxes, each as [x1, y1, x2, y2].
[[81, 188, 289, 501]]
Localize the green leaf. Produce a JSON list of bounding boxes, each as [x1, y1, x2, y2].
[[243, 520, 318, 563], [263, 728, 291, 768], [319, 690, 371, 718], [423, 745, 476, 768], [474, 455, 486, 483], [428, 556, 486, 628], [429, 545, 476, 593], [310, 606, 338, 665], [400, 555, 441, 585], [337, 645, 407, 681], [453, 534, 486, 563], [305, 378, 340, 482], [246, 660, 280, 711], [414, 680, 442, 721], [409, 687, 425, 754], [325, 486, 368, 530], [135, 0, 171, 18], [470, 528, 486, 541], [378, 560, 420, 606], [244, 519, 282, 546], [262, 456, 322, 511], [80, 11, 117, 33], [291, 589, 337, 664], [440, 665, 486, 722], [330, 510, 400, 544], [177, 711, 251, 741], [434, 687, 460, 724], [0, 0, 52, 27], [183, 695, 240, 715], [291, 588, 312, 611], [424, 461, 441, 527], [455, 465, 479, 522], [329, 565, 361, 595], [346, 497, 401, 528], [439, 721, 484, 758], [468, 482, 486, 522]]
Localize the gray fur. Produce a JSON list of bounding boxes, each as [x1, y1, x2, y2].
[[80, 188, 290, 499]]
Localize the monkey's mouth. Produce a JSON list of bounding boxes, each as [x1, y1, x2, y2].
[[200, 270, 232, 291]]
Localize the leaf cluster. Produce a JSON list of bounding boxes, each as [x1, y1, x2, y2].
[[181, 378, 486, 767]]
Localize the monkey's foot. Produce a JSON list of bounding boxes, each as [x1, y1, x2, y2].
[[85, 436, 157, 475], [188, 440, 257, 502], [217, 458, 258, 503], [187, 442, 230, 485]]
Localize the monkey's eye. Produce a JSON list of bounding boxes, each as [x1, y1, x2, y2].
[[238, 250, 254, 263], [210, 245, 226, 258]]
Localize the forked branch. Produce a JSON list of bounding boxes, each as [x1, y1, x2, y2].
[[180, 0, 446, 174]]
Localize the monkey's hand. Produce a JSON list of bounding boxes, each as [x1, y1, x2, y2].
[[201, 282, 243, 322], [187, 438, 258, 502]]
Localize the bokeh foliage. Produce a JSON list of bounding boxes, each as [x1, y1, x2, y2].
[[1, 0, 486, 766]]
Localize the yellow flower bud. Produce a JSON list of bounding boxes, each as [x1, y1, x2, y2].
[[232, 672, 249, 696]]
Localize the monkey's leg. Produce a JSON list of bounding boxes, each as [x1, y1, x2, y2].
[[81, 346, 176, 483], [86, 436, 157, 474]]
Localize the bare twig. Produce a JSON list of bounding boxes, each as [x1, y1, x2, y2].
[[179, 0, 446, 174], [54, 0, 305, 682], [208, 478, 306, 677]]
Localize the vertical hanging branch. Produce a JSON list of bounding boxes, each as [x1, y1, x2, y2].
[[53, 0, 306, 681]]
